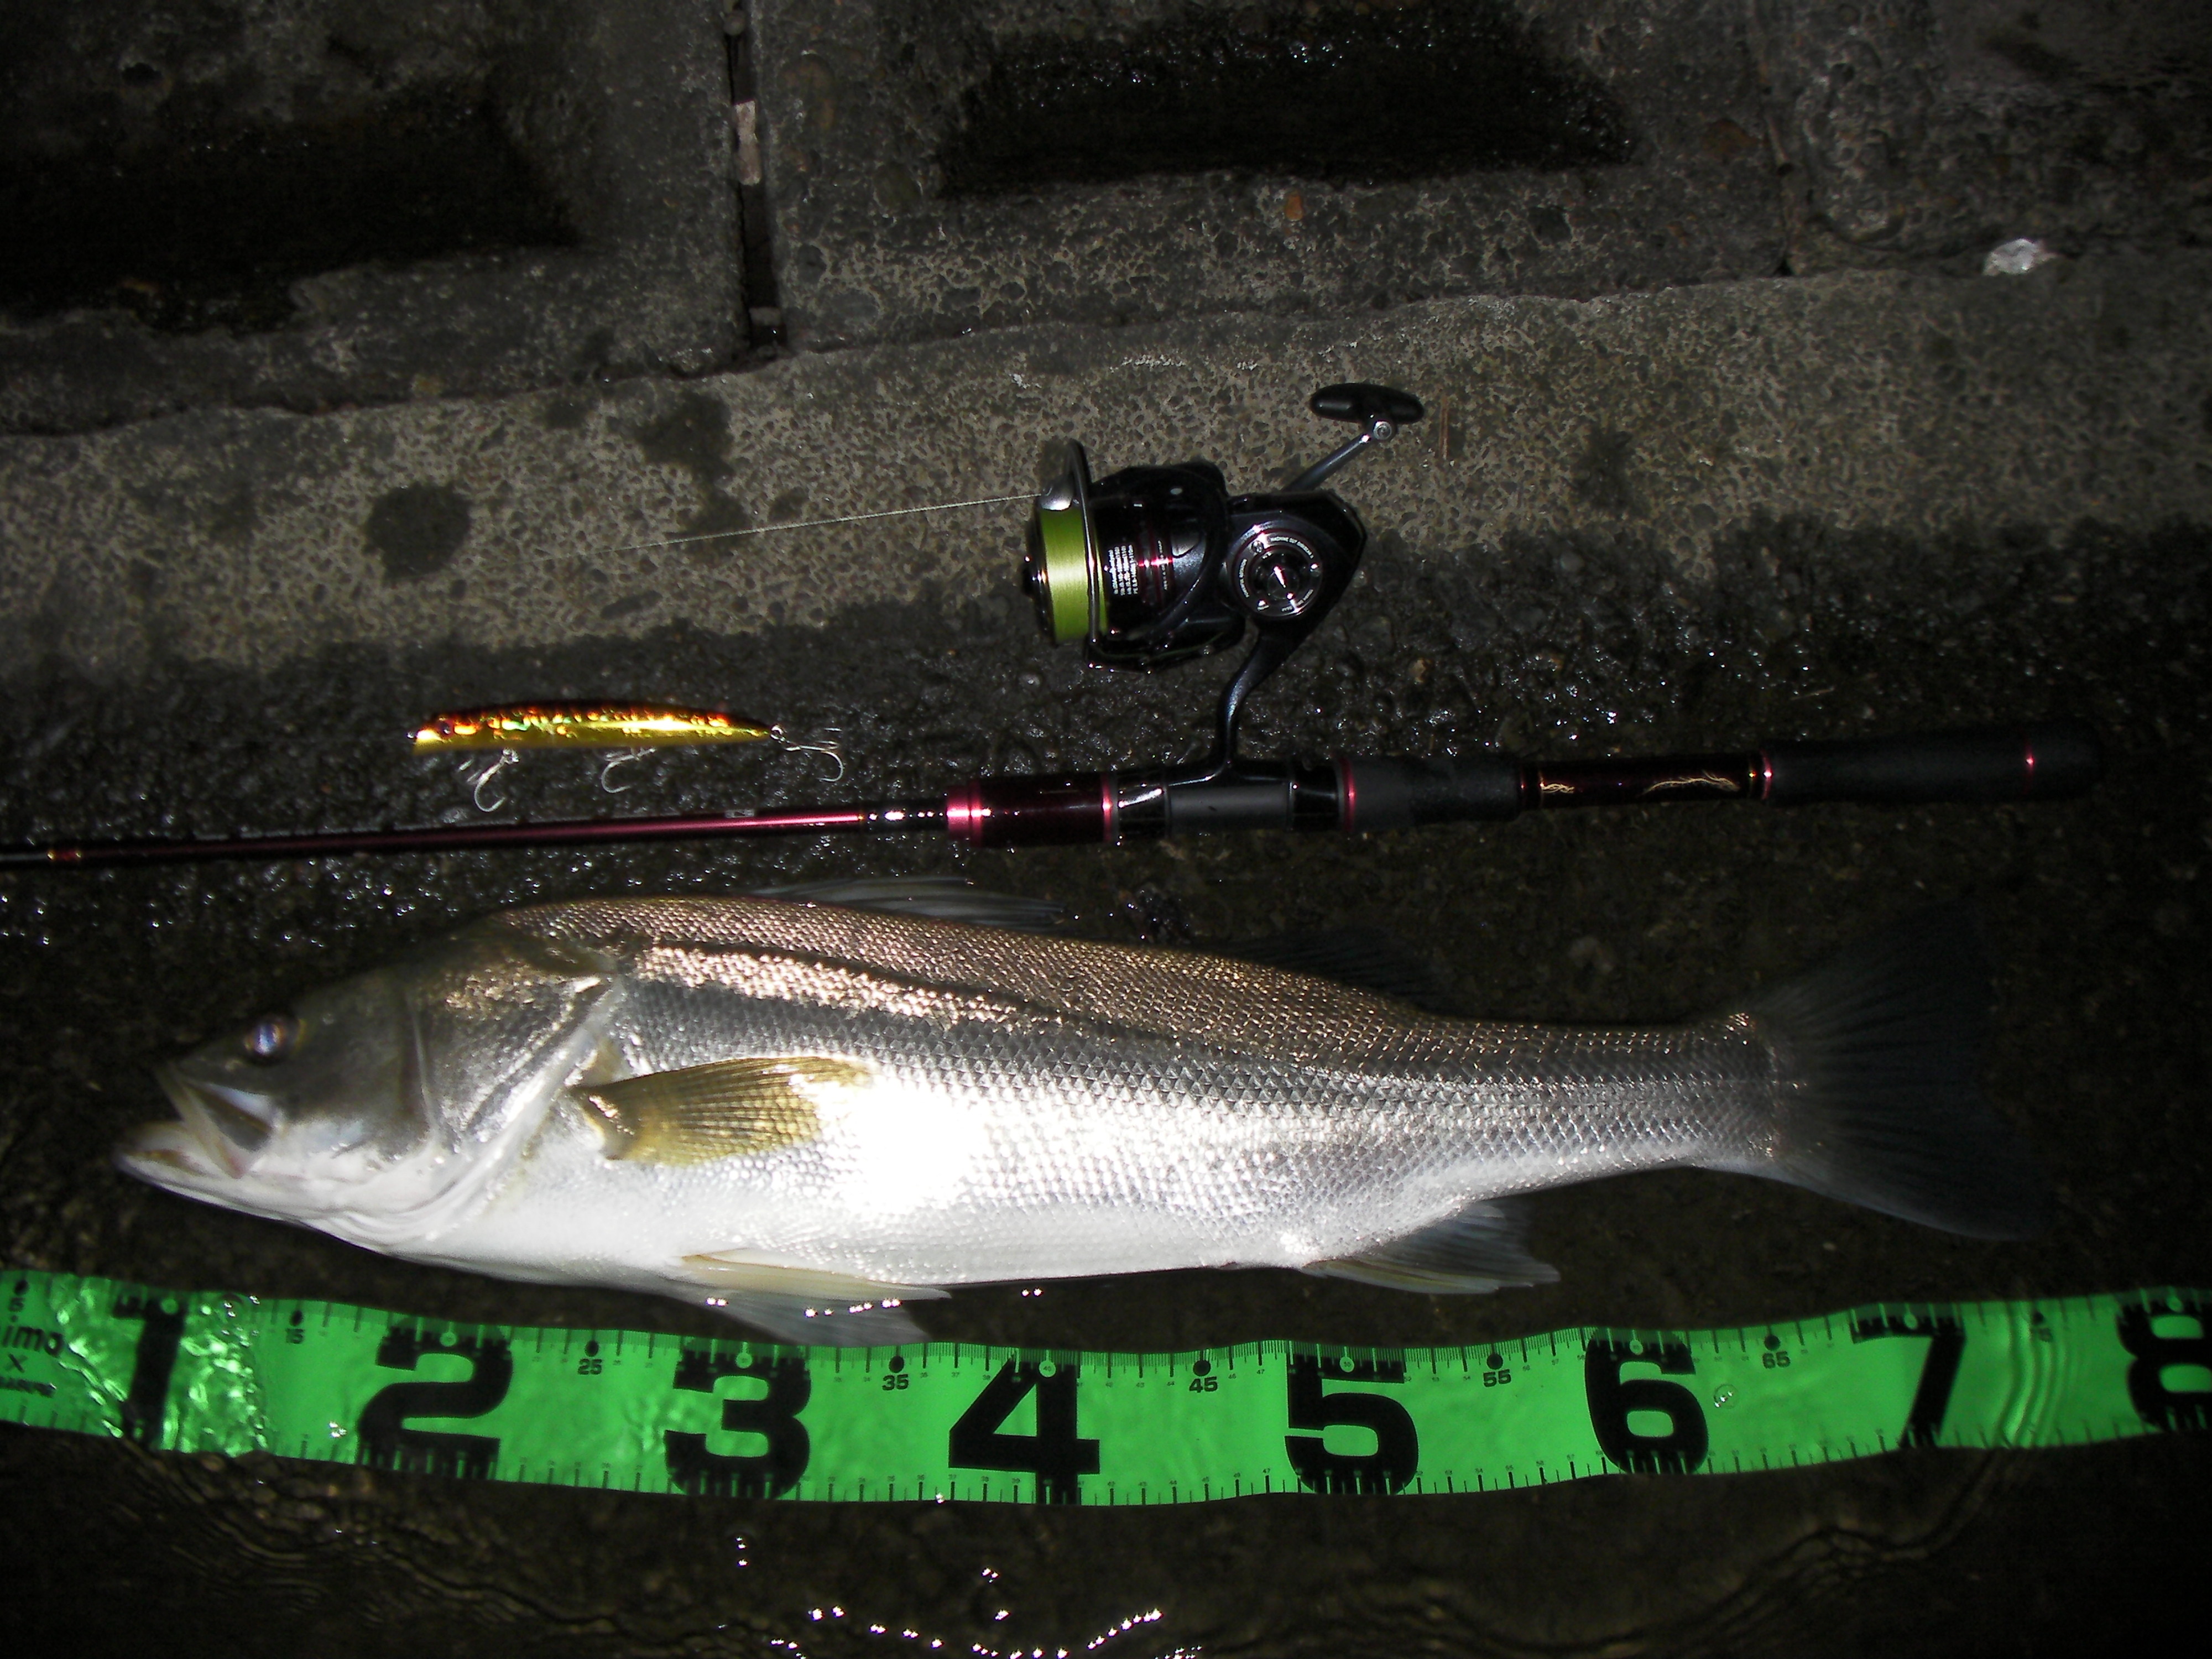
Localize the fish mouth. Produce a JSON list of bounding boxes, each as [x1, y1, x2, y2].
[[117, 1065, 276, 1185]]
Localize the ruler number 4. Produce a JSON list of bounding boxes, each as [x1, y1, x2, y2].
[[947, 1359, 1099, 1505]]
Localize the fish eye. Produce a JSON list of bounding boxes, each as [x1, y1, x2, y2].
[[241, 1013, 299, 1065]]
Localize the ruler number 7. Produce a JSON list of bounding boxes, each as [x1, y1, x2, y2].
[[1849, 1311, 1965, 1448]]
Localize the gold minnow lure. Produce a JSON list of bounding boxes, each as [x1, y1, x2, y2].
[[414, 703, 778, 752]]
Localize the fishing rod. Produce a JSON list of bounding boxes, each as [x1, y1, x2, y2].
[[1, 384, 2100, 870], [0, 719, 2103, 868]]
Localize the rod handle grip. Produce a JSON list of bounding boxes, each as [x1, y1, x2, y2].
[[1763, 721, 2101, 805], [1337, 754, 1523, 832]]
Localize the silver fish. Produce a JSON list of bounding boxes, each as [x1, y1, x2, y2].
[[117, 890, 2047, 1344]]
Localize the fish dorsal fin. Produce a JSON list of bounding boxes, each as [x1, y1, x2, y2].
[[1222, 928, 1455, 1013], [577, 1057, 867, 1164], [750, 877, 1065, 933], [1305, 1198, 1558, 1293], [500, 895, 1469, 1068]]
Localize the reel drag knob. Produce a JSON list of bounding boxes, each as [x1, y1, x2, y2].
[[1228, 526, 1329, 619]]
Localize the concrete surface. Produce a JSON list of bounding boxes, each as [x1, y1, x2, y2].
[[0, 0, 743, 434], [753, 0, 1787, 349], [1757, 0, 2212, 271], [5, 253, 2208, 683]]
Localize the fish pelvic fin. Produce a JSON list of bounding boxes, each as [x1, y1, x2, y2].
[[1742, 906, 2052, 1240], [1305, 1197, 1558, 1293], [674, 1255, 947, 1346], [577, 1056, 867, 1164]]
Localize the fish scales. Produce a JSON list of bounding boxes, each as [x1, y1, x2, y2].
[[119, 895, 2048, 1344], [497, 900, 1773, 1284]]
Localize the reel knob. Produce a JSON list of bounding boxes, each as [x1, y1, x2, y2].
[[1309, 383, 1425, 427]]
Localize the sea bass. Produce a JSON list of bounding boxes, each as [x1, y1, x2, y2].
[[117, 891, 2048, 1344]]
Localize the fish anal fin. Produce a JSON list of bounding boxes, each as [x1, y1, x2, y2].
[[671, 1255, 947, 1346], [702, 1294, 932, 1347], [1305, 1198, 1558, 1294], [678, 1252, 950, 1305], [577, 1056, 868, 1164]]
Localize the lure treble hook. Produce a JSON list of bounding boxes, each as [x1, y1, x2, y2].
[[772, 726, 844, 783], [456, 749, 520, 814]]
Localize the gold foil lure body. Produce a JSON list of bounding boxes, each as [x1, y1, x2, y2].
[[414, 704, 778, 752]]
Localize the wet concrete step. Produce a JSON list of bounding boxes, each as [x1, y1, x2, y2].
[[0, 0, 744, 435], [3, 253, 2205, 680], [754, 0, 2211, 349]]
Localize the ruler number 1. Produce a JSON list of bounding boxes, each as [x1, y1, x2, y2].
[[111, 1291, 186, 1447], [1849, 1312, 1964, 1448]]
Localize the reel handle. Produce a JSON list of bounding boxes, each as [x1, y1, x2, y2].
[[1287, 383, 1426, 492]]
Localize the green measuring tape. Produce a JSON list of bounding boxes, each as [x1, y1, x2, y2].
[[3, 1270, 2205, 1504]]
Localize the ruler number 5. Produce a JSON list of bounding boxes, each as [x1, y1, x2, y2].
[[1284, 1353, 1419, 1494], [1849, 1312, 1965, 1449]]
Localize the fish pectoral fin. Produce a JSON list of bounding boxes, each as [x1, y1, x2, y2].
[[575, 1056, 869, 1164], [1304, 1198, 1558, 1294], [674, 1256, 947, 1347]]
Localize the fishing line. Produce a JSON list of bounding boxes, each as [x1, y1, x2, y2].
[[4, 1270, 2203, 1504], [578, 493, 1037, 560]]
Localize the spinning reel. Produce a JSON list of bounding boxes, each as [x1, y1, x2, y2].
[[1024, 383, 1423, 776]]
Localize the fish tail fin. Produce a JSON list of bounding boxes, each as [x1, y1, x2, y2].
[[1737, 907, 2051, 1240]]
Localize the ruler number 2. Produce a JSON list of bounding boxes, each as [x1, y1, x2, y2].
[[356, 1328, 514, 1479], [1849, 1312, 1965, 1449]]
